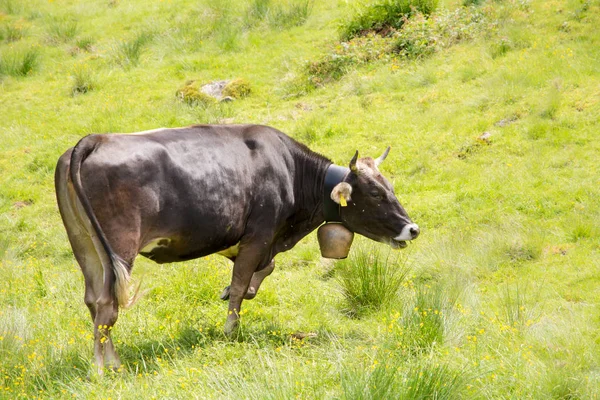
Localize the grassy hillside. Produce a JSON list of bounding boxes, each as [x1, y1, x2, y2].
[[1, 0, 599, 398]]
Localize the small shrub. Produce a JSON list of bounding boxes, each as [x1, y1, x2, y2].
[[303, 34, 391, 89], [336, 246, 410, 316], [71, 63, 96, 95], [113, 31, 153, 68], [0, 48, 39, 78], [340, 0, 439, 41], [490, 37, 513, 58], [47, 17, 79, 44], [222, 78, 252, 99], [306, 54, 355, 88], [393, 7, 486, 59], [297, 6, 486, 91], [176, 81, 217, 107]]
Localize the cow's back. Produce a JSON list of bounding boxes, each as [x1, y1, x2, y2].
[[77, 125, 297, 262]]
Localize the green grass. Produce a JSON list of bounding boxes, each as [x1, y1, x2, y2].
[[1, 0, 599, 398]]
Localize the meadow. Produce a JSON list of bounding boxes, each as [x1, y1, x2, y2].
[[1, 0, 599, 398]]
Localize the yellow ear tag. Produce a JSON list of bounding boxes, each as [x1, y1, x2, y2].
[[340, 195, 347, 207]]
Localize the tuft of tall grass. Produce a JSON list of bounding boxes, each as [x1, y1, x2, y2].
[[341, 357, 399, 400], [401, 362, 465, 399], [47, 17, 79, 44], [113, 31, 153, 68], [245, 0, 271, 26], [0, 0, 23, 14], [568, 218, 599, 242], [539, 86, 562, 119], [336, 245, 410, 316], [74, 36, 95, 52], [70, 63, 96, 95], [393, 282, 454, 351], [245, 0, 313, 29], [0, 48, 40, 78], [191, 101, 235, 124], [340, 0, 439, 41], [499, 282, 541, 330], [269, 0, 313, 29], [3, 22, 26, 42], [341, 357, 466, 399], [213, 16, 242, 51]]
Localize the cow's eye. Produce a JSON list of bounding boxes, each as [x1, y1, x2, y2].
[[370, 191, 383, 200]]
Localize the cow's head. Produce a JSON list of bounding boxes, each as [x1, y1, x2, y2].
[[330, 148, 419, 249]]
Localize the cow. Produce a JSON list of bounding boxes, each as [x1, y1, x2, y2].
[[54, 124, 420, 373]]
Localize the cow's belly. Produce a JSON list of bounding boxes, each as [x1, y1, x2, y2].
[[139, 236, 240, 264]]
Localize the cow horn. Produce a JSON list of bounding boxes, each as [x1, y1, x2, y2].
[[374, 146, 391, 167], [349, 151, 359, 174]]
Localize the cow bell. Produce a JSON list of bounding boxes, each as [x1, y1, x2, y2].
[[317, 222, 354, 259]]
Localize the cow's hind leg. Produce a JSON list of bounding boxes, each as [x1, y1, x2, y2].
[[220, 259, 275, 301], [65, 229, 115, 373], [56, 153, 126, 374]]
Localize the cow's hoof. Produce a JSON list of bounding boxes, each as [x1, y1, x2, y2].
[[223, 319, 238, 336], [220, 286, 230, 301]]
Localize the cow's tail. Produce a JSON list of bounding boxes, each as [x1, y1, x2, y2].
[[69, 135, 139, 309]]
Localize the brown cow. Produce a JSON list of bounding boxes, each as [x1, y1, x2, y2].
[[55, 124, 419, 373]]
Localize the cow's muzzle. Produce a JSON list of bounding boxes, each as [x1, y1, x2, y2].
[[391, 223, 420, 249]]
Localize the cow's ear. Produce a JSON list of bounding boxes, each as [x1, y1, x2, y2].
[[331, 182, 352, 207]]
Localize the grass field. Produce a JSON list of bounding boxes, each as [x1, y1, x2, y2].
[[1, 0, 599, 398]]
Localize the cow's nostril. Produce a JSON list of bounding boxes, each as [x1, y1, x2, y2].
[[409, 225, 420, 239]]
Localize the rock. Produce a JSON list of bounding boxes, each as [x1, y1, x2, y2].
[[178, 79, 251, 104], [200, 80, 229, 99], [478, 131, 492, 143]]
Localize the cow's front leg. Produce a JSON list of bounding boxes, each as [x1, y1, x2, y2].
[[220, 259, 275, 301], [224, 244, 270, 335]]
